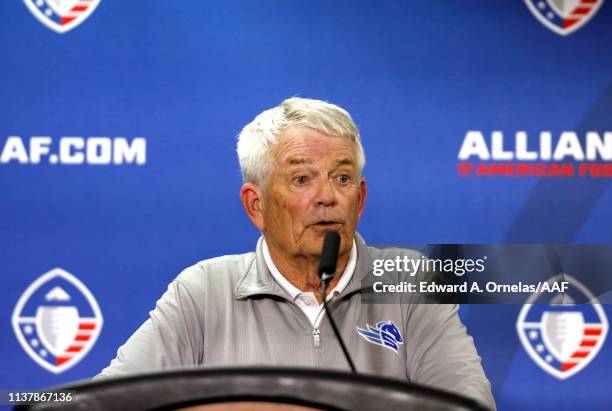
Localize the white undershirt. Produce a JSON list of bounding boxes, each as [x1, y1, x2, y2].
[[262, 238, 357, 327]]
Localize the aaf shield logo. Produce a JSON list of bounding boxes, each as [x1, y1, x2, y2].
[[23, 0, 101, 33], [524, 0, 604, 36], [12, 268, 103, 374], [517, 274, 608, 379], [356, 321, 403, 353]]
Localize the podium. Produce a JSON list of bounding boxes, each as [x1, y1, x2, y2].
[[15, 367, 490, 411]]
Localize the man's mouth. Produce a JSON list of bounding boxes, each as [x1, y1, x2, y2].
[[311, 221, 343, 229]]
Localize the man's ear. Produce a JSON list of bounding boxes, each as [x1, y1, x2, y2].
[[240, 183, 265, 231], [357, 175, 367, 220]]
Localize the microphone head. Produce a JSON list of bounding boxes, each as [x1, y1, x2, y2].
[[318, 231, 341, 278]]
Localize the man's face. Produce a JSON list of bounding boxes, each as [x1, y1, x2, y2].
[[259, 126, 367, 259]]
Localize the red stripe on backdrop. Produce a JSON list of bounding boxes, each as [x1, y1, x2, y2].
[[562, 362, 578, 371], [75, 334, 91, 341], [572, 7, 592, 15], [61, 17, 77, 25], [564, 19, 579, 28]]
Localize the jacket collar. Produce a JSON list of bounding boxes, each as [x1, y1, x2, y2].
[[234, 236, 288, 300], [233, 233, 373, 300]]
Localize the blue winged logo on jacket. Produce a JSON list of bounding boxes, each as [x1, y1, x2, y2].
[[356, 321, 403, 353]]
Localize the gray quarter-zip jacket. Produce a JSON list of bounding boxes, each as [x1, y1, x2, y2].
[[97, 235, 495, 410]]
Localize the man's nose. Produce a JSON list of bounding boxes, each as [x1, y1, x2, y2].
[[315, 178, 337, 207]]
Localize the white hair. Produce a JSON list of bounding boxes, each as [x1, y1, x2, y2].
[[237, 97, 366, 186]]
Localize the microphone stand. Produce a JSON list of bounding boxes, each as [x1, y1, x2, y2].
[[321, 272, 357, 374]]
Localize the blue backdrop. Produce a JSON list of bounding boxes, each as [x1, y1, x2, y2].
[[1, 1, 611, 410]]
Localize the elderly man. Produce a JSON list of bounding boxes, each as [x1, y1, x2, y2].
[[97, 97, 495, 410]]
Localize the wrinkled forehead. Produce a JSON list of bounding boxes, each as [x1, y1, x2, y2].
[[270, 126, 358, 169]]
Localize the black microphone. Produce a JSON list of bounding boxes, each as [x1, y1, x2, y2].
[[318, 230, 341, 284], [318, 231, 357, 374]]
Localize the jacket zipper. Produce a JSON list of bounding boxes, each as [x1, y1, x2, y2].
[[313, 328, 321, 348], [312, 296, 343, 348], [286, 295, 342, 349]]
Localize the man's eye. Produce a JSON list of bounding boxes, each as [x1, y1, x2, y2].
[[294, 176, 308, 185], [337, 174, 351, 184]]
